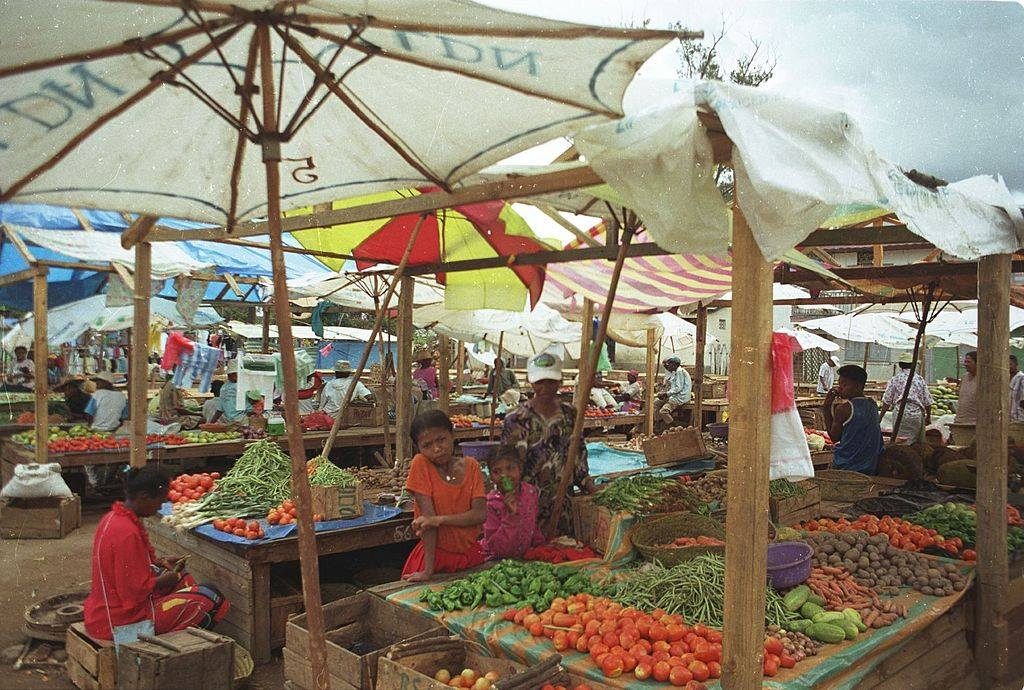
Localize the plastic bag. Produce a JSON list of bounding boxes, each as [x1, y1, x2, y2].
[[770, 332, 814, 481], [1, 463, 72, 498]]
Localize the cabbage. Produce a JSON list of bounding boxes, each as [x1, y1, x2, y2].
[[806, 433, 827, 452]]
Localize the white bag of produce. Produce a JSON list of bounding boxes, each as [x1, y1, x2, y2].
[[1, 463, 72, 498], [147, 419, 182, 435], [769, 333, 814, 481]]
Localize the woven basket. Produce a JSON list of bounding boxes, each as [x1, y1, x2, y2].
[[233, 644, 254, 688], [629, 512, 725, 566], [811, 469, 876, 501]]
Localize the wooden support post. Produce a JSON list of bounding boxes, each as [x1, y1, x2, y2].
[[395, 276, 414, 463], [377, 319, 393, 468], [645, 328, 656, 437], [547, 227, 633, 538], [890, 285, 935, 444], [721, 209, 773, 689], [455, 341, 465, 395], [574, 300, 595, 407], [257, 26, 329, 690], [438, 334, 451, 412], [32, 269, 48, 464], [488, 332, 504, 440], [862, 341, 870, 370], [261, 305, 271, 354], [128, 236, 154, 468], [974, 253, 1010, 685], [694, 304, 708, 430]]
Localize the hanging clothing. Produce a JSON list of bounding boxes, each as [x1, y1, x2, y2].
[[273, 350, 315, 391], [161, 332, 195, 371]]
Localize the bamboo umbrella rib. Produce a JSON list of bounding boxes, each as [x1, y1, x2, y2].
[[226, 32, 261, 230], [1, 22, 246, 203]]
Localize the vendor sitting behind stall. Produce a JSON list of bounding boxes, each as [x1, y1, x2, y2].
[[486, 357, 521, 409], [202, 380, 223, 423], [412, 349, 439, 400], [211, 360, 249, 424], [658, 356, 692, 425], [319, 360, 374, 416], [57, 378, 92, 422], [3, 346, 35, 392], [84, 371, 128, 432], [823, 364, 883, 474], [575, 370, 617, 410], [155, 375, 201, 430], [84, 466, 229, 642], [616, 370, 643, 403]]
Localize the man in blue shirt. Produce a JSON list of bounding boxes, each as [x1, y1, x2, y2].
[[211, 360, 249, 423], [657, 356, 692, 425], [823, 365, 883, 474]]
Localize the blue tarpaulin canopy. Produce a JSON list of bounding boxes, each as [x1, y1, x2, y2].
[[0, 203, 333, 310]]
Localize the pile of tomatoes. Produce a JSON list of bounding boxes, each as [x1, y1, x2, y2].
[[212, 517, 264, 540], [267, 500, 325, 525], [301, 411, 334, 431], [167, 472, 219, 504], [802, 515, 968, 558], [584, 406, 618, 418], [146, 433, 187, 446], [661, 536, 725, 549], [48, 435, 131, 454]]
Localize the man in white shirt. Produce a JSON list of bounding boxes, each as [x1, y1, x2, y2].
[[84, 371, 128, 432], [319, 360, 374, 416], [817, 356, 838, 394], [618, 370, 643, 402], [658, 356, 692, 425], [1010, 355, 1024, 422], [5, 346, 36, 391]]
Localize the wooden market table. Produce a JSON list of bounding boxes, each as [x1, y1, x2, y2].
[[0, 425, 499, 485], [147, 510, 415, 663]]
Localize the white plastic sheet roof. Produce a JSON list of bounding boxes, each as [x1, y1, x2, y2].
[[414, 302, 578, 357], [796, 313, 918, 350], [223, 320, 394, 343], [575, 80, 1024, 261], [282, 272, 444, 311], [0, 1, 676, 224], [3, 295, 222, 350], [776, 326, 841, 353]]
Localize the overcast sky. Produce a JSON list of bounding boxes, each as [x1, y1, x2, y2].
[[488, 0, 1024, 204]]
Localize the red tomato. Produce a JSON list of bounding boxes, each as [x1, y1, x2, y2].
[[210, 472, 221, 479], [764, 637, 784, 657], [232, 528, 246, 537], [763, 658, 779, 677], [669, 666, 693, 687], [707, 661, 722, 678], [687, 661, 709, 683], [652, 661, 672, 683]]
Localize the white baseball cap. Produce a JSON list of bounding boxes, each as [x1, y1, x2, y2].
[[527, 352, 563, 383], [226, 359, 238, 374]]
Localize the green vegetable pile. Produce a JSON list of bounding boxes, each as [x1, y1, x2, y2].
[[769, 479, 806, 499], [307, 456, 357, 487], [905, 502, 1024, 554], [593, 474, 691, 513], [611, 554, 797, 629], [194, 439, 292, 518], [419, 560, 606, 612]]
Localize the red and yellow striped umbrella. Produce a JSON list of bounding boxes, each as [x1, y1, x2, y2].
[[289, 188, 550, 311]]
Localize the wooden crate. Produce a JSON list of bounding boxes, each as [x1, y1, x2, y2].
[[810, 449, 833, 469], [642, 427, 707, 467], [339, 402, 385, 428], [270, 576, 305, 651], [285, 591, 446, 690], [701, 379, 727, 399], [66, 622, 117, 690], [769, 481, 821, 523], [116, 627, 234, 690], [309, 482, 365, 520], [570, 494, 631, 556], [376, 637, 534, 690], [0, 494, 81, 539]]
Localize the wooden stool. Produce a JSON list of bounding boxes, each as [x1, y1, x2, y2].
[[66, 622, 117, 690]]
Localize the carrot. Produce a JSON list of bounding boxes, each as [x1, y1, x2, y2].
[[863, 610, 878, 627]]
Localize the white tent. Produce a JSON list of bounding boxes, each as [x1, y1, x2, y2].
[[414, 302, 579, 358], [776, 326, 841, 353], [223, 320, 394, 343], [2, 295, 222, 351], [795, 312, 918, 350], [282, 271, 444, 312]]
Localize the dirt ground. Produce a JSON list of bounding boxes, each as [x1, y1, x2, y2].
[[0, 501, 285, 690]]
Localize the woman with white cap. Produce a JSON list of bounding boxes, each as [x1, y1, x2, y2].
[[879, 352, 933, 442], [211, 360, 249, 424], [501, 353, 597, 535], [657, 356, 692, 426], [84, 371, 128, 432]]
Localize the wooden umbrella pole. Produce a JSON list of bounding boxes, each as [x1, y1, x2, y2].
[[455, 340, 465, 395], [488, 331, 504, 440], [129, 233, 154, 468], [375, 296, 393, 467], [31, 268, 48, 463], [890, 284, 935, 443], [321, 216, 425, 458], [546, 227, 633, 538], [261, 303, 271, 353], [438, 334, 451, 412], [574, 300, 594, 407], [693, 303, 708, 430], [256, 26, 329, 690]]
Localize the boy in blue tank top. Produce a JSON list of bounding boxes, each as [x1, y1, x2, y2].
[[822, 364, 883, 475]]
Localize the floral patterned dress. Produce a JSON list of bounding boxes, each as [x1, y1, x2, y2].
[[501, 400, 589, 534]]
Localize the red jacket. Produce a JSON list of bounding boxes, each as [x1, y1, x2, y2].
[[84, 502, 159, 639]]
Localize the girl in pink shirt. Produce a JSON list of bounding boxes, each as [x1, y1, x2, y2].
[[480, 445, 545, 560]]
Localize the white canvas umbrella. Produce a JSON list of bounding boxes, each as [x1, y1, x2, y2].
[[414, 301, 578, 357], [1, 5, 684, 683], [776, 326, 841, 353], [796, 312, 919, 350]]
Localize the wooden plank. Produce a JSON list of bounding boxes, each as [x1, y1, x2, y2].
[[974, 253, 1011, 685], [455, 341, 465, 396], [645, 329, 656, 437], [66, 657, 101, 690], [251, 564, 272, 663], [130, 240, 152, 468], [3, 224, 36, 263], [0, 267, 37, 288], [438, 334, 450, 412], [143, 166, 605, 243], [32, 269, 47, 463], [857, 603, 967, 689], [720, 208, 773, 688], [395, 276, 414, 463], [693, 304, 707, 429], [282, 648, 353, 690]]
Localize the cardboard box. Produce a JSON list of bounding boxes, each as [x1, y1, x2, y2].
[[1, 494, 81, 539], [116, 627, 234, 690], [570, 494, 632, 556], [642, 427, 707, 467], [285, 591, 446, 690], [66, 622, 117, 690], [769, 481, 821, 525], [376, 637, 532, 690], [339, 402, 384, 428]]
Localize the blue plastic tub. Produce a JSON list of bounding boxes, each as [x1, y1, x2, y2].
[[458, 440, 500, 461]]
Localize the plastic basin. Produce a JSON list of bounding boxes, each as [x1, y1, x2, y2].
[[707, 422, 729, 440], [458, 440, 500, 461], [766, 541, 813, 589]]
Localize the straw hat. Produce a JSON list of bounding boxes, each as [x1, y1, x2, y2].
[[898, 352, 914, 364], [334, 360, 353, 373], [225, 359, 238, 374], [92, 371, 118, 385], [412, 348, 433, 362]]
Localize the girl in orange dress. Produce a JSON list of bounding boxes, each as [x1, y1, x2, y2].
[[401, 410, 487, 582]]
